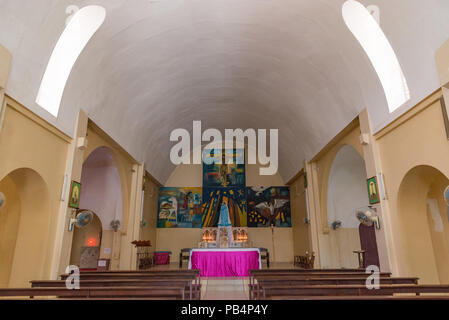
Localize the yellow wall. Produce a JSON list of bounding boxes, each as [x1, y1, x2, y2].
[[306, 121, 365, 268], [141, 174, 160, 252], [375, 90, 449, 283], [0, 176, 20, 287], [82, 123, 140, 270], [0, 97, 69, 286], [288, 172, 311, 257]]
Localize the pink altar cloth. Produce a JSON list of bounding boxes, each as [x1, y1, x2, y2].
[[190, 249, 261, 277]]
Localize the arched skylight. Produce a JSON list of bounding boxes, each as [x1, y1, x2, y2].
[[36, 6, 106, 117], [342, 0, 410, 113]]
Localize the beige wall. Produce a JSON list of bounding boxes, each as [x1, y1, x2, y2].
[[375, 90, 449, 283], [0, 176, 20, 286], [0, 97, 69, 286], [288, 172, 311, 257], [306, 121, 366, 269], [141, 174, 160, 252]]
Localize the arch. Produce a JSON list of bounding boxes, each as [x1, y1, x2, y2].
[[397, 165, 449, 283], [322, 144, 369, 268], [80, 147, 123, 231], [70, 146, 124, 269], [69, 212, 103, 269], [0, 168, 50, 287], [342, 0, 410, 113], [319, 142, 364, 231], [36, 6, 106, 116]]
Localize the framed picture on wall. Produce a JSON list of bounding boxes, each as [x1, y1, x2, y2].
[[367, 176, 380, 205], [69, 181, 81, 208]]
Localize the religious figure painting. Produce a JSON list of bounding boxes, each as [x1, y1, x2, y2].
[[157, 187, 203, 228], [202, 187, 247, 227], [202, 149, 246, 187], [247, 186, 291, 227], [367, 176, 380, 205], [69, 181, 81, 208]]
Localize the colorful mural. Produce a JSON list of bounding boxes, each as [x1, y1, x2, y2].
[[202, 149, 245, 187], [158, 187, 202, 228], [202, 187, 247, 227], [247, 186, 291, 227]]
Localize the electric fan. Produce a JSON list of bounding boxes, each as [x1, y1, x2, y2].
[[0, 192, 5, 209], [356, 207, 379, 229], [68, 209, 94, 231]]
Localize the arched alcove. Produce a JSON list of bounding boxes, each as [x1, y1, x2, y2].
[[324, 145, 369, 268], [0, 168, 50, 287], [69, 213, 103, 269], [397, 165, 449, 283], [69, 147, 123, 269]]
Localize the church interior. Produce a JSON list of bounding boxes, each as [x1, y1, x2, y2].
[[2, 0, 449, 301]]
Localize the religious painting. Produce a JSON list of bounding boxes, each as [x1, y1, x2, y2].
[[69, 181, 81, 208], [202, 149, 245, 187], [367, 176, 380, 205], [202, 187, 247, 227], [157, 187, 203, 228], [247, 186, 291, 227]]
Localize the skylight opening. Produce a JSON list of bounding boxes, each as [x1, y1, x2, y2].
[[36, 6, 106, 117], [342, 0, 410, 113]]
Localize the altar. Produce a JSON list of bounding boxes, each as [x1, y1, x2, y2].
[[188, 248, 261, 277]]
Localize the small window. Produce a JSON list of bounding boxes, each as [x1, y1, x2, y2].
[[342, 0, 410, 113], [36, 6, 106, 117]]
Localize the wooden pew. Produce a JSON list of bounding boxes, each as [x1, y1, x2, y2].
[[60, 269, 201, 300], [31, 279, 200, 300], [249, 271, 392, 288], [258, 284, 449, 300], [250, 277, 418, 299], [269, 295, 449, 300], [0, 286, 186, 300]]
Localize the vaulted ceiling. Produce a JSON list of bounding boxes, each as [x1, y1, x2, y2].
[[1, 0, 449, 183]]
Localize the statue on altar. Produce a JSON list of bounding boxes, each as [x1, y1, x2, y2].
[[217, 201, 233, 248], [199, 199, 250, 248]]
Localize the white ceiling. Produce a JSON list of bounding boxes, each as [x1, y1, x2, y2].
[[1, 0, 449, 183]]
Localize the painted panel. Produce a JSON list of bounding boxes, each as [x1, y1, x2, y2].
[[157, 187, 202, 228], [202, 187, 247, 227], [247, 186, 291, 227]]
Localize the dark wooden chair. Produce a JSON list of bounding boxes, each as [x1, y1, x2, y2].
[[259, 248, 270, 268], [179, 248, 192, 268], [294, 252, 315, 269]]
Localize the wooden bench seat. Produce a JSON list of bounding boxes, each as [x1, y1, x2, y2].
[[0, 286, 186, 300], [31, 279, 201, 300], [258, 284, 449, 300], [268, 295, 449, 300], [249, 276, 419, 299]]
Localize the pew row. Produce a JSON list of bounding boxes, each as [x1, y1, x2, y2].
[[0, 286, 186, 300], [258, 284, 449, 300], [31, 279, 200, 300]]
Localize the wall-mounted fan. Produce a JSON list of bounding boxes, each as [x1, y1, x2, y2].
[[444, 186, 449, 206], [331, 220, 342, 230], [356, 207, 380, 229], [68, 209, 94, 231], [110, 219, 121, 232], [0, 192, 5, 210]]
